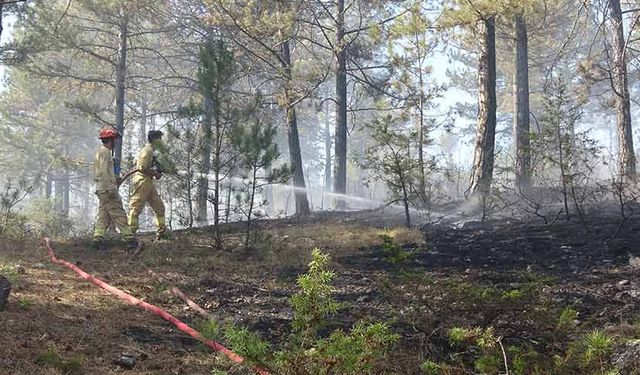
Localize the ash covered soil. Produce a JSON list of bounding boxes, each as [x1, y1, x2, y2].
[[1, 209, 640, 374]]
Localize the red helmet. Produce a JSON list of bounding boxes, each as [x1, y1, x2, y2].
[[98, 126, 121, 139]]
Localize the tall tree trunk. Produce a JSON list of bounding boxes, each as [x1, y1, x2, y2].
[[213, 88, 222, 248], [324, 106, 332, 193], [417, 72, 426, 204], [197, 95, 213, 223], [282, 40, 310, 216], [62, 169, 70, 217], [140, 94, 147, 147], [114, 15, 128, 176], [333, 0, 348, 210], [53, 171, 69, 217], [45, 171, 52, 198], [470, 16, 497, 196], [609, 0, 636, 180], [514, 14, 531, 190], [0, 3, 4, 42]]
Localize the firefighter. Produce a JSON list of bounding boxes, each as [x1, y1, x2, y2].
[[128, 130, 174, 240], [93, 126, 139, 250]]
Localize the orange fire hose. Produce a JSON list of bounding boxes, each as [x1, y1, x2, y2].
[[43, 238, 269, 375]]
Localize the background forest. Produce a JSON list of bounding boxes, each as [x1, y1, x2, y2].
[[0, 0, 638, 234], [3, 2, 640, 375]]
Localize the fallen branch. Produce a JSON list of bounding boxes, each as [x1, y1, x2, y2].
[[498, 337, 509, 375], [43, 238, 268, 375], [170, 287, 217, 321]]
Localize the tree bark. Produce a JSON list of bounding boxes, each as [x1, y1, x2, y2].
[[333, 0, 348, 210], [140, 94, 147, 148], [470, 16, 497, 196], [196, 95, 213, 224], [417, 72, 426, 204], [114, 14, 129, 176], [514, 14, 531, 190], [282, 40, 310, 216], [324, 105, 332, 194], [45, 171, 52, 198], [53, 169, 69, 217], [608, 0, 636, 180], [213, 88, 222, 248], [0, 3, 4, 42]]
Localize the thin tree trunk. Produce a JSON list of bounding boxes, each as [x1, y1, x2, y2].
[[53, 172, 65, 216], [514, 14, 531, 190], [609, 0, 636, 180], [324, 106, 332, 193], [213, 88, 222, 248], [140, 94, 148, 147], [557, 120, 570, 220], [225, 186, 232, 223], [197, 95, 213, 223], [114, 15, 128, 176], [62, 169, 69, 217], [470, 16, 497, 196], [0, 3, 3, 41], [417, 82, 426, 204], [333, 0, 348, 210], [400, 172, 411, 227], [245, 168, 258, 249], [281, 40, 310, 216], [45, 171, 52, 198]]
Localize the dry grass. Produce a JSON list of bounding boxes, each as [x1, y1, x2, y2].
[[0, 214, 423, 375]]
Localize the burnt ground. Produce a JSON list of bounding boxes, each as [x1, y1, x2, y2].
[[1, 209, 640, 374]]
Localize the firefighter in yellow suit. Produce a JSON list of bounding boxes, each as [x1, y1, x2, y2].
[[129, 130, 173, 240], [93, 126, 138, 250]]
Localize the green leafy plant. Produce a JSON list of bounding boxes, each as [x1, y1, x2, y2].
[[18, 297, 31, 310], [379, 233, 412, 266], [474, 354, 501, 374], [197, 318, 222, 341], [0, 263, 20, 283], [420, 360, 441, 374], [556, 306, 579, 333], [214, 249, 399, 374], [448, 326, 470, 346], [224, 324, 271, 365], [581, 330, 614, 369]]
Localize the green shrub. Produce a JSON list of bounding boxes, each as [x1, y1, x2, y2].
[[474, 354, 501, 374], [215, 249, 399, 375], [556, 306, 578, 333], [420, 360, 441, 374], [581, 330, 614, 368], [379, 234, 412, 265], [224, 324, 271, 365], [197, 318, 222, 341], [24, 198, 74, 237]]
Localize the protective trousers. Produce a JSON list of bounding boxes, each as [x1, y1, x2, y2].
[[128, 178, 166, 236], [94, 191, 134, 241]]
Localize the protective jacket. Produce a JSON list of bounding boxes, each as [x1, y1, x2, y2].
[[129, 142, 170, 237], [93, 145, 134, 241], [94, 146, 118, 194]]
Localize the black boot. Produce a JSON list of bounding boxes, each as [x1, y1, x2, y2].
[[127, 238, 140, 250], [92, 239, 107, 251]]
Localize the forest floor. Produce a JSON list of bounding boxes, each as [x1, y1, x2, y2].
[[1, 209, 640, 374]]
